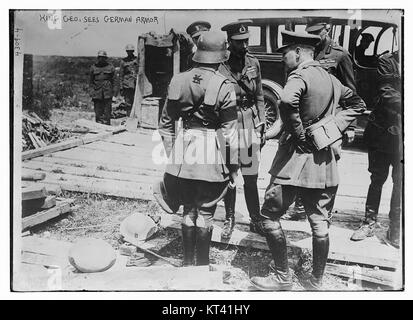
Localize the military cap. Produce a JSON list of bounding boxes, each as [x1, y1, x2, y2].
[[221, 19, 253, 40], [305, 16, 332, 33], [276, 30, 321, 53], [186, 21, 211, 38], [97, 50, 108, 57], [360, 33, 374, 42], [125, 44, 135, 51]]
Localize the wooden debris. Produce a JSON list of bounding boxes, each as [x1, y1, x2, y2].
[[22, 170, 46, 181], [74, 119, 117, 132], [22, 195, 57, 217], [22, 199, 72, 230], [22, 185, 47, 201]]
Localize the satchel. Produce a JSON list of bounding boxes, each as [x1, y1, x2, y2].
[[306, 115, 342, 150], [305, 74, 342, 150]]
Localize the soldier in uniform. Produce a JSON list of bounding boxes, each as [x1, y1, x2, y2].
[[153, 31, 239, 266], [218, 20, 266, 238], [250, 31, 366, 290], [283, 17, 359, 221], [351, 51, 402, 247], [183, 21, 211, 71], [119, 44, 138, 116], [89, 50, 115, 125]]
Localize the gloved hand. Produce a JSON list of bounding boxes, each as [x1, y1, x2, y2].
[[344, 129, 355, 143]]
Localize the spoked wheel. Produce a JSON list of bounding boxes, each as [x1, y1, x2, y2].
[[263, 87, 283, 139]]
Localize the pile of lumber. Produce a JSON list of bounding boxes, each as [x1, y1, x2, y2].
[[21, 171, 73, 230], [22, 112, 73, 151]]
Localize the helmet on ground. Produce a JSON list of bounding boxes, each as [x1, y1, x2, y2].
[[120, 212, 160, 245], [192, 31, 228, 64], [68, 238, 116, 273], [97, 50, 108, 57], [125, 44, 135, 51]]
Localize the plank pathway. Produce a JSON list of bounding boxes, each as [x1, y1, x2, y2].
[[20, 130, 401, 281]]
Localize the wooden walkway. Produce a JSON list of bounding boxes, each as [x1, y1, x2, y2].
[[21, 129, 402, 278]]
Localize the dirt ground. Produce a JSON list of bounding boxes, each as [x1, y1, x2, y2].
[[28, 108, 368, 291]]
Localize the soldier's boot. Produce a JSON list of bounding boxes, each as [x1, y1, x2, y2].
[[181, 224, 196, 266], [281, 196, 307, 221], [386, 219, 401, 249], [243, 175, 265, 235], [195, 226, 213, 266], [351, 208, 378, 241], [299, 235, 329, 290], [222, 187, 236, 239], [250, 221, 292, 290]]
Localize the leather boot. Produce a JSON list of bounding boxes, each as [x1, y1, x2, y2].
[[196, 227, 213, 266], [181, 224, 196, 266], [386, 219, 400, 249], [222, 187, 236, 239], [250, 225, 292, 290], [299, 235, 329, 290], [243, 176, 264, 235]]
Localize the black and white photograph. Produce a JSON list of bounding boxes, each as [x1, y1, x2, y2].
[[9, 6, 405, 295]]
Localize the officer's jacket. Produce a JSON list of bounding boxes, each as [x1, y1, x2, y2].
[[269, 60, 366, 188], [158, 66, 239, 182], [119, 56, 138, 89], [219, 53, 265, 128], [364, 53, 401, 154], [315, 38, 357, 93], [89, 62, 115, 100]]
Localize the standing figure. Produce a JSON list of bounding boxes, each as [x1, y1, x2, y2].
[[119, 44, 138, 116], [90, 50, 115, 125], [250, 31, 366, 290], [355, 33, 377, 67], [283, 17, 359, 221], [351, 52, 402, 248], [183, 21, 211, 71], [219, 20, 266, 238], [153, 32, 239, 266]]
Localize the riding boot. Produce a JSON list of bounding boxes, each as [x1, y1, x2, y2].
[[250, 223, 292, 290], [195, 227, 213, 266], [300, 235, 329, 290], [181, 224, 196, 266], [222, 187, 236, 239], [243, 175, 264, 235]]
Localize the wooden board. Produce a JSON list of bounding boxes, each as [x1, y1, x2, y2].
[[22, 185, 47, 201], [22, 199, 72, 230], [74, 119, 120, 132]]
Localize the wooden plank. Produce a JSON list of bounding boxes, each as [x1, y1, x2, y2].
[[21, 181, 62, 196], [22, 128, 126, 161], [22, 170, 46, 181], [22, 185, 47, 201], [22, 200, 72, 230], [22, 195, 57, 217], [64, 265, 223, 291], [28, 132, 40, 149], [22, 163, 159, 185], [325, 263, 401, 288], [21, 236, 73, 258], [74, 119, 117, 132]]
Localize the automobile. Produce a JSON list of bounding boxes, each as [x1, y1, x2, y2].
[[243, 13, 402, 139]]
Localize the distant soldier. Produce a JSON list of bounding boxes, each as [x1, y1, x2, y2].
[[119, 44, 138, 115], [355, 33, 376, 67], [90, 50, 115, 125], [283, 17, 359, 221], [183, 21, 211, 71], [219, 20, 266, 238], [351, 51, 402, 247], [153, 32, 239, 267], [250, 31, 366, 290]]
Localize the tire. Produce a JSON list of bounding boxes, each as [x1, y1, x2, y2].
[[263, 87, 283, 139]]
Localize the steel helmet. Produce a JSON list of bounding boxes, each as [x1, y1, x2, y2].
[[97, 50, 108, 57], [125, 44, 135, 51], [193, 31, 228, 64], [68, 238, 116, 273], [120, 213, 160, 245]]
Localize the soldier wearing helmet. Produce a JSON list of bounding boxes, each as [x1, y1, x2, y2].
[[119, 44, 138, 115], [90, 50, 115, 124], [218, 20, 266, 238], [154, 31, 239, 267]]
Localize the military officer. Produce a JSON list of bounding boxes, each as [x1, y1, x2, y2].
[[153, 31, 239, 266], [283, 17, 359, 221], [182, 21, 211, 71], [250, 30, 366, 290], [90, 50, 115, 125], [351, 51, 402, 248], [119, 44, 138, 116], [218, 20, 266, 238]]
